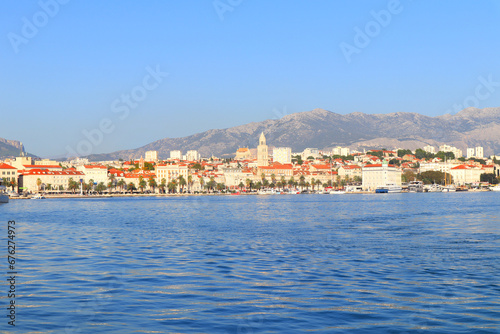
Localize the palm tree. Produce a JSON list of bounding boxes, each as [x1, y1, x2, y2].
[[245, 178, 252, 191], [311, 177, 316, 191], [271, 173, 277, 185], [117, 179, 126, 193], [127, 182, 136, 193], [315, 179, 322, 190], [46, 184, 52, 191], [178, 175, 187, 193], [281, 176, 286, 190], [87, 179, 94, 194], [168, 181, 177, 193], [148, 176, 157, 193], [288, 177, 295, 189], [299, 175, 306, 190], [36, 178, 42, 192], [238, 182, 245, 190], [96, 182, 106, 193], [199, 177, 205, 191], [138, 176, 146, 193], [187, 175, 193, 192], [159, 178, 167, 193]]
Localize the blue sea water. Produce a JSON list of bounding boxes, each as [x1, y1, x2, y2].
[[1, 193, 499, 333]]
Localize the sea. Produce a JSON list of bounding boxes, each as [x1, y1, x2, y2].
[[1, 192, 499, 333]]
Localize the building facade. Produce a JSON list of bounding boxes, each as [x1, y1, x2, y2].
[[257, 132, 269, 166], [362, 162, 402, 191], [273, 147, 292, 164]]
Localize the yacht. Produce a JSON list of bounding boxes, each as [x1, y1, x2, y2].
[[387, 183, 402, 193], [31, 193, 46, 199], [408, 181, 424, 193]]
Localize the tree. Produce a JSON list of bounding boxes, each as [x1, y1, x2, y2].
[[245, 178, 252, 190], [436, 151, 455, 161], [271, 173, 276, 185], [288, 176, 295, 189], [216, 183, 225, 192], [187, 175, 193, 192], [415, 148, 434, 160], [58, 185, 64, 191], [117, 179, 126, 192], [292, 155, 303, 165], [159, 178, 167, 193], [68, 178, 79, 193], [148, 176, 157, 193], [127, 182, 136, 193], [238, 181, 245, 190], [417, 171, 447, 185], [96, 182, 106, 193], [7, 178, 17, 191], [397, 149, 413, 158], [138, 176, 147, 193], [178, 175, 187, 193], [402, 170, 417, 183], [480, 173, 499, 184], [36, 178, 42, 192], [87, 179, 94, 194], [46, 184, 52, 191], [316, 179, 322, 189], [191, 163, 204, 170], [168, 181, 177, 193], [311, 177, 316, 191]]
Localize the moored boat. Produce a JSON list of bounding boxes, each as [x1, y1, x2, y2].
[[31, 193, 46, 199]]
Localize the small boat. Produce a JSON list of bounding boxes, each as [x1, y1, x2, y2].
[[31, 193, 46, 199], [329, 190, 346, 194], [441, 185, 456, 192], [490, 185, 500, 192], [426, 184, 441, 192]]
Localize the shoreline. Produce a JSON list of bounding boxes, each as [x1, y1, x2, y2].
[[9, 189, 493, 199]]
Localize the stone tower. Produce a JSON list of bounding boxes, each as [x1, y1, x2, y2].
[[257, 132, 269, 166]]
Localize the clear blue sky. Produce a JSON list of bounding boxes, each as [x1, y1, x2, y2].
[[1, 0, 500, 158]]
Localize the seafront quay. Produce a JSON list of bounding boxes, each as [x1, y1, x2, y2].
[[1, 136, 499, 197]]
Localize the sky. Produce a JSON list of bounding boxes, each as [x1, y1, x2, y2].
[[1, 0, 500, 158]]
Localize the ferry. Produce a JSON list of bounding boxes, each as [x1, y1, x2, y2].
[[376, 183, 402, 193]]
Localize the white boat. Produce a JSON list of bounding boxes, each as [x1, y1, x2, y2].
[[0, 185, 9, 203], [329, 190, 346, 194], [490, 185, 500, 192], [387, 183, 402, 193], [408, 181, 424, 193], [441, 185, 456, 192], [31, 193, 46, 199], [426, 184, 441, 192]]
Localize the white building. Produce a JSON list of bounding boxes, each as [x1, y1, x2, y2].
[[273, 147, 292, 164], [450, 165, 484, 185], [170, 150, 182, 160], [186, 150, 201, 161], [302, 148, 320, 159], [18, 169, 85, 193], [467, 148, 475, 159], [0, 163, 18, 184], [76, 165, 108, 185], [423, 145, 436, 154], [155, 163, 189, 184], [362, 161, 402, 191], [331, 146, 350, 156], [257, 132, 269, 167], [439, 144, 463, 158], [475, 146, 484, 159], [145, 150, 158, 162]]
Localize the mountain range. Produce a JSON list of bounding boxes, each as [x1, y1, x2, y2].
[[82, 107, 500, 161], [2, 107, 500, 161]]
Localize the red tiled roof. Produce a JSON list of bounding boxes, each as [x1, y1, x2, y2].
[[0, 163, 16, 169]]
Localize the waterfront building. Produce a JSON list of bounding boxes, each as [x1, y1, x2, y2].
[[18, 169, 84, 193], [76, 165, 108, 185], [257, 132, 269, 167], [0, 163, 18, 184], [362, 161, 402, 191], [273, 147, 292, 164], [449, 165, 484, 185], [145, 150, 158, 162], [170, 150, 182, 160], [35, 159, 59, 166], [155, 163, 189, 185]]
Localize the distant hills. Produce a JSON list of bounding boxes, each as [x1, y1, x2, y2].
[[84, 107, 500, 161], [0, 138, 32, 159]]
